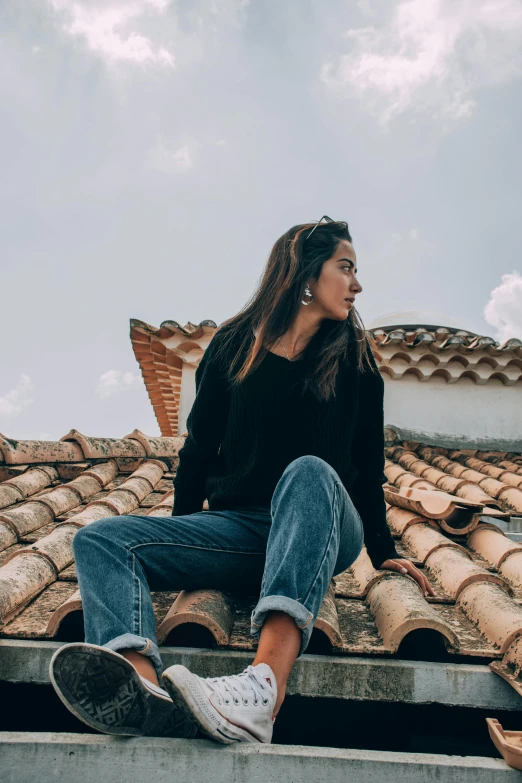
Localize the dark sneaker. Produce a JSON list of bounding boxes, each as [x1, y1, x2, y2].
[[49, 642, 197, 738]]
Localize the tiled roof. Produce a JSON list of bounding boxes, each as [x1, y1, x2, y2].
[[372, 325, 522, 354], [373, 326, 522, 385], [130, 319, 218, 437], [1, 427, 522, 697]]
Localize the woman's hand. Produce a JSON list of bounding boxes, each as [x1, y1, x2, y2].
[[379, 557, 436, 598]]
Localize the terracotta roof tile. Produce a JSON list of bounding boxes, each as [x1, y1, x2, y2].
[[0, 522, 17, 552], [313, 584, 343, 649], [157, 589, 236, 646], [499, 459, 522, 475], [124, 429, 183, 458], [487, 717, 522, 768], [61, 430, 146, 459], [45, 587, 82, 637], [0, 502, 55, 540], [0, 465, 58, 509], [499, 553, 522, 591], [4, 523, 78, 573], [457, 582, 522, 654], [425, 546, 508, 599], [337, 548, 384, 598], [490, 636, 522, 699], [366, 573, 458, 652], [385, 506, 426, 536], [146, 490, 175, 517], [382, 485, 488, 536], [457, 482, 503, 507], [0, 435, 83, 465], [0, 553, 56, 624], [497, 487, 522, 514], [468, 525, 522, 568], [401, 521, 467, 563], [82, 462, 119, 485], [394, 472, 433, 490]]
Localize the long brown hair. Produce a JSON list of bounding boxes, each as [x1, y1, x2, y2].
[[212, 220, 379, 401]]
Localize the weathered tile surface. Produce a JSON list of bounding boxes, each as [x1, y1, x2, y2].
[[1, 428, 522, 696]]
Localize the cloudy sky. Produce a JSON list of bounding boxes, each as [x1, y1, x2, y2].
[[2, 0, 522, 440]]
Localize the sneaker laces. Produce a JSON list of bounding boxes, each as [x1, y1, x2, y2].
[[206, 666, 271, 708]]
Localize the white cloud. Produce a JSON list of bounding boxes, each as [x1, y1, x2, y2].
[[392, 228, 419, 242], [0, 374, 34, 423], [321, 0, 522, 129], [47, 0, 175, 67], [484, 271, 522, 343], [96, 370, 140, 399], [146, 136, 194, 172], [171, 146, 193, 169]]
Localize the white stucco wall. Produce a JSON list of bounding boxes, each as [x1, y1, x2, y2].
[[384, 374, 522, 450], [157, 334, 211, 436], [179, 364, 197, 434]]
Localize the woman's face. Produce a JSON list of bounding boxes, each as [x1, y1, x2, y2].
[[309, 239, 363, 321]]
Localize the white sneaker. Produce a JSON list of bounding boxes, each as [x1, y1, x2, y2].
[[162, 662, 277, 744]]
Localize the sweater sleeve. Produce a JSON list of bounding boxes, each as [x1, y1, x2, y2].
[[349, 351, 401, 569], [172, 332, 231, 516]]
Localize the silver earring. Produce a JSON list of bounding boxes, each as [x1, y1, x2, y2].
[[301, 285, 314, 306]]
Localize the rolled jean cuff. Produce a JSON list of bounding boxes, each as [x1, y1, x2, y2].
[[250, 595, 315, 657], [103, 632, 163, 680]]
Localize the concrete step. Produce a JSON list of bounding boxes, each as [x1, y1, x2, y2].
[[1, 639, 522, 711], [1, 731, 518, 783]]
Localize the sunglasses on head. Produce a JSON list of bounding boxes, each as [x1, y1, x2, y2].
[[305, 215, 349, 241]]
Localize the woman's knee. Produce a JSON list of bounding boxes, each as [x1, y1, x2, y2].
[[285, 454, 333, 478], [278, 455, 338, 499], [72, 516, 124, 556]]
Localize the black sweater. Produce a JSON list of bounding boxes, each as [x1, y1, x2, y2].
[[172, 324, 400, 569]]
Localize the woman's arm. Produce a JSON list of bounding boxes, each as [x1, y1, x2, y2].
[[350, 349, 436, 596], [349, 349, 401, 569], [172, 333, 230, 515]]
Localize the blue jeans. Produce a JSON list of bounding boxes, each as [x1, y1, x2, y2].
[[72, 455, 364, 681]]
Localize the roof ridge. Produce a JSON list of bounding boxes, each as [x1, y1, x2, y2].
[[0, 430, 183, 466]]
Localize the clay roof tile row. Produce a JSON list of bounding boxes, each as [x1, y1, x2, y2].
[[0, 456, 168, 625], [372, 325, 522, 355], [1, 428, 522, 700], [0, 429, 183, 466]]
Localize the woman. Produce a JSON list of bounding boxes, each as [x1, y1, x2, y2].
[[49, 218, 434, 744]]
